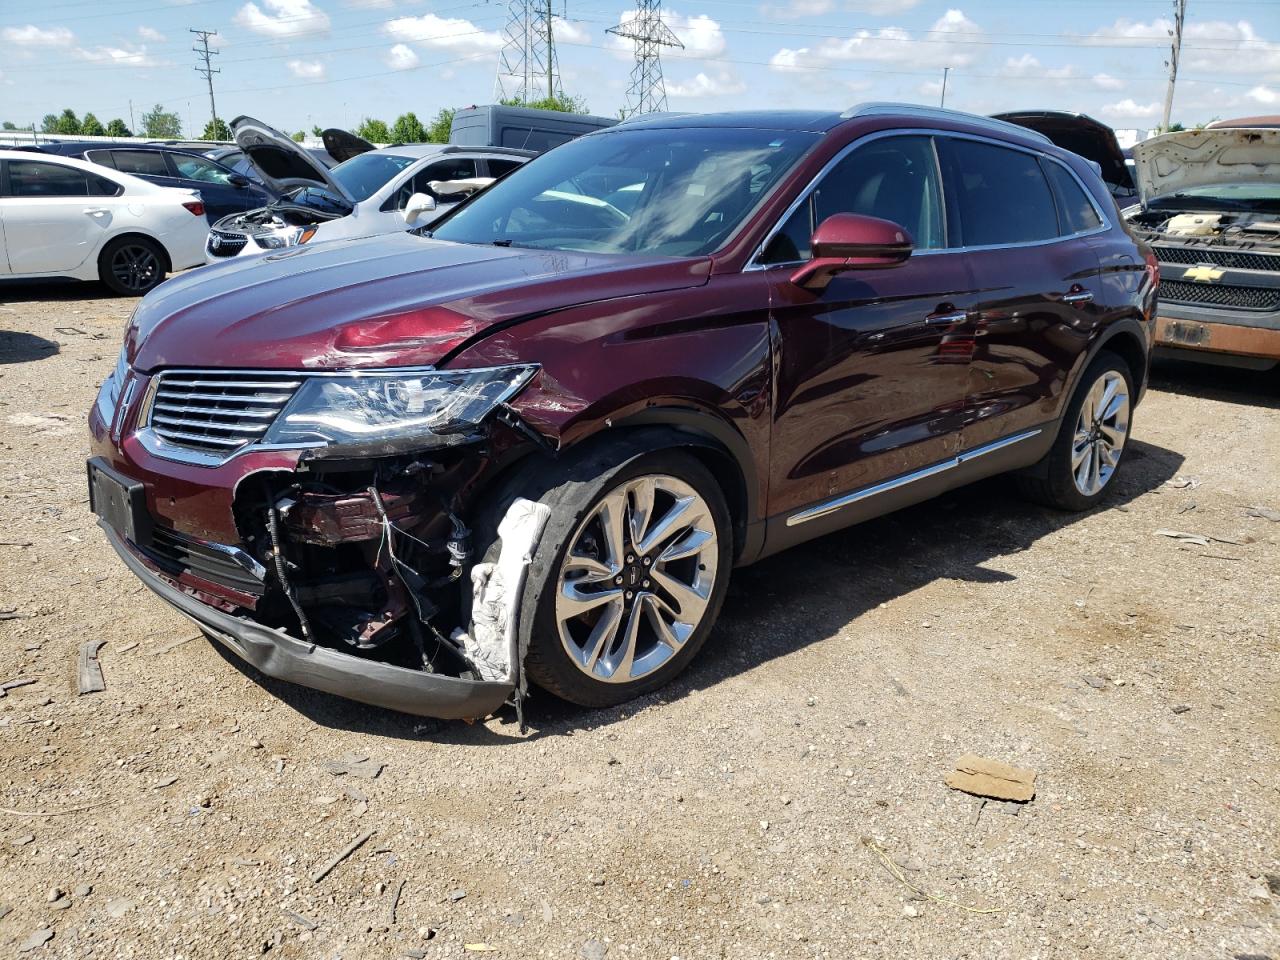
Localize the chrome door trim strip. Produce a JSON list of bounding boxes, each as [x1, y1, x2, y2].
[[784, 428, 1043, 527]]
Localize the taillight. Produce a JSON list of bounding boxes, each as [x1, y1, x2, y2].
[[182, 200, 205, 217], [1144, 249, 1159, 288]]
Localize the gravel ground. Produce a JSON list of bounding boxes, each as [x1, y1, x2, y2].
[[1, 281, 1278, 960]]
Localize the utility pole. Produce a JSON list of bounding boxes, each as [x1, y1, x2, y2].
[[940, 67, 950, 108], [128, 100, 135, 135], [494, 0, 561, 104], [608, 0, 683, 118], [190, 28, 221, 136], [1161, 0, 1186, 132]]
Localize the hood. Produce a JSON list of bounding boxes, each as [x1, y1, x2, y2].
[[322, 127, 376, 164], [126, 232, 712, 372], [1132, 128, 1280, 205], [992, 111, 1132, 191], [231, 115, 353, 201]]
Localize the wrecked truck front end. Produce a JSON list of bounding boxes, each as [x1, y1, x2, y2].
[[87, 359, 549, 719]]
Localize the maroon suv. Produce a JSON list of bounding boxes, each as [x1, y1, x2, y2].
[[88, 104, 1158, 720]]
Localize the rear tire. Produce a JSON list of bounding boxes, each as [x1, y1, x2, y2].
[[473, 435, 733, 709], [98, 236, 167, 296], [1016, 350, 1134, 511]]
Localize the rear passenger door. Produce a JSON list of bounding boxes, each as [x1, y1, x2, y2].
[[0, 159, 123, 274], [936, 136, 1106, 450]]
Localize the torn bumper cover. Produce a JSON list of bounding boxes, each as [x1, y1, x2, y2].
[[102, 524, 515, 719]]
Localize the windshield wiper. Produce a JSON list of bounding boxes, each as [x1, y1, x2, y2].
[[491, 239, 513, 247]]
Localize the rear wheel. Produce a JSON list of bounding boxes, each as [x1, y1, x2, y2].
[[98, 236, 166, 296], [475, 438, 733, 708], [1016, 350, 1133, 511]]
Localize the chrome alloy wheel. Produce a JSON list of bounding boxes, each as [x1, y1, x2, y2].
[[111, 244, 161, 293], [1071, 369, 1130, 497], [555, 474, 720, 684]]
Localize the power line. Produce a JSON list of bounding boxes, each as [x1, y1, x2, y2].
[[190, 28, 220, 136], [608, 0, 683, 117]]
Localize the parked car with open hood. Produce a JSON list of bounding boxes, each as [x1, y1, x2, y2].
[[1123, 126, 1280, 369], [992, 111, 1137, 203], [204, 116, 532, 261], [1, 149, 209, 294], [88, 104, 1156, 720]]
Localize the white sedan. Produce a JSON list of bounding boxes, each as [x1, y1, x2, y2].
[[0, 150, 208, 295]]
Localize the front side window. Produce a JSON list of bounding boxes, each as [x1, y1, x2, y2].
[[432, 127, 819, 257], [107, 150, 170, 177], [6, 160, 118, 197], [941, 138, 1059, 246], [761, 135, 945, 264], [172, 154, 235, 184]]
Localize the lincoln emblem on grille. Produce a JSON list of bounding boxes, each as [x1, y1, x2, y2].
[[1183, 265, 1225, 282]]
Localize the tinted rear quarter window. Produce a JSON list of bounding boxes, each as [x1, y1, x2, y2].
[[1043, 160, 1102, 235], [943, 139, 1059, 246], [6, 160, 120, 197], [108, 150, 171, 177], [487, 158, 523, 178]]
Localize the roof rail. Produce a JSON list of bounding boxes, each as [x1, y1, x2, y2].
[[840, 102, 1053, 144]]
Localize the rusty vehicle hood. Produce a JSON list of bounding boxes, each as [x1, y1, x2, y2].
[[1131, 127, 1280, 205], [126, 231, 712, 372]]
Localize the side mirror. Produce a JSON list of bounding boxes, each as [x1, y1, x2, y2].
[[403, 192, 437, 224], [228, 173, 251, 188], [790, 213, 913, 291]]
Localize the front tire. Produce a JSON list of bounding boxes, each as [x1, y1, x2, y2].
[[1016, 350, 1134, 511], [476, 438, 733, 708], [98, 236, 167, 296]]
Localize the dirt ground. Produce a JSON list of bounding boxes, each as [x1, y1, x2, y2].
[[0, 279, 1277, 960]]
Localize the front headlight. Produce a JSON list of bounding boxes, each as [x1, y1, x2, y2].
[[261, 365, 538, 454], [254, 226, 318, 249]]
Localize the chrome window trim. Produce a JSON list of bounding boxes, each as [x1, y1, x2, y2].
[[745, 127, 1112, 272], [785, 428, 1043, 527], [839, 103, 1053, 145]]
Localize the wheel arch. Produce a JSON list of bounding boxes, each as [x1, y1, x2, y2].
[[1087, 318, 1150, 406], [98, 230, 173, 274]]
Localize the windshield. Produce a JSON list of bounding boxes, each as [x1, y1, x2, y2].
[[431, 127, 820, 256], [330, 153, 416, 203], [1150, 182, 1280, 210]]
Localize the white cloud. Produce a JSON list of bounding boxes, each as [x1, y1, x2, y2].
[[667, 69, 746, 97], [75, 43, 165, 67], [383, 14, 502, 55], [344, 0, 393, 7], [1087, 17, 1280, 77], [999, 54, 1075, 81], [608, 9, 726, 60], [762, 0, 920, 16], [770, 8, 983, 74], [553, 20, 591, 45], [1100, 98, 1162, 120], [235, 0, 331, 39], [287, 58, 325, 79], [137, 26, 165, 42], [1092, 73, 1124, 91], [384, 43, 419, 70], [3, 24, 75, 47], [1246, 85, 1278, 105]]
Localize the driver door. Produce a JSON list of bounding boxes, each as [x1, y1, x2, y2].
[[763, 134, 980, 526]]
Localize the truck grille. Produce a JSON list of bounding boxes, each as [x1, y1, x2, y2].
[[1159, 279, 1280, 313], [207, 230, 248, 258], [142, 526, 266, 599], [1154, 245, 1280, 274], [149, 371, 300, 453]]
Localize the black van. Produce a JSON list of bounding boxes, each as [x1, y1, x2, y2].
[[448, 104, 617, 154]]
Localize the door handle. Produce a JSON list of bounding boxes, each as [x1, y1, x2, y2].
[[83, 208, 109, 217], [1060, 289, 1094, 306], [924, 309, 970, 327]]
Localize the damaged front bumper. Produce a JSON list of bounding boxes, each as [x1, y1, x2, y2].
[[102, 523, 515, 719]]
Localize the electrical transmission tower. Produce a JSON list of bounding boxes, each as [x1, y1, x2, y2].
[[494, 0, 562, 104], [1160, 0, 1186, 132], [190, 29, 221, 136], [608, 0, 682, 118]]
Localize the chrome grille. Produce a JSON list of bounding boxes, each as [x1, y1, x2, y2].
[[1159, 279, 1280, 313], [1154, 245, 1280, 273], [207, 230, 248, 258], [148, 371, 300, 453]]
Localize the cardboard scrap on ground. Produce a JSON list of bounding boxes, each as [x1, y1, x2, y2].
[[945, 753, 1036, 803]]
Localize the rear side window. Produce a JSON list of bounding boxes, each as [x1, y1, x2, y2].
[[1043, 161, 1102, 235], [500, 128, 572, 152], [487, 159, 523, 178], [171, 154, 235, 184], [108, 150, 170, 177], [941, 139, 1059, 246], [5, 160, 120, 197]]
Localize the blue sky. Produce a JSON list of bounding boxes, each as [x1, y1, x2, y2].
[[1, 0, 1277, 136]]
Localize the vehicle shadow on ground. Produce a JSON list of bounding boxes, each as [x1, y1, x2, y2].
[[1150, 358, 1280, 409], [0, 280, 126, 304], [224, 437, 1184, 744], [0, 329, 60, 364]]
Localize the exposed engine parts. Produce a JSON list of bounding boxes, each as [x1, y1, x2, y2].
[[1129, 210, 1280, 251]]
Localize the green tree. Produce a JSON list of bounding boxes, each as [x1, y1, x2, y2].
[[201, 117, 231, 140], [499, 94, 588, 114], [140, 103, 181, 139], [354, 117, 391, 143], [105, 118, 132, 137], [80, 112, 106, 137], [1, 121, 16, 131], [55, 108, 81, 135], [311, 125, 323, 137], [426, 107, 454, 143], [1167, 122, 1186, 132], [292, 130, 306, 142], [390, 111, 426, 144], [40, 113, 59, 133]]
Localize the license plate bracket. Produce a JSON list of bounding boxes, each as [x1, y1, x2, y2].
[[87, 457, 152, 547], [1162, 320, 1210, 347]]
